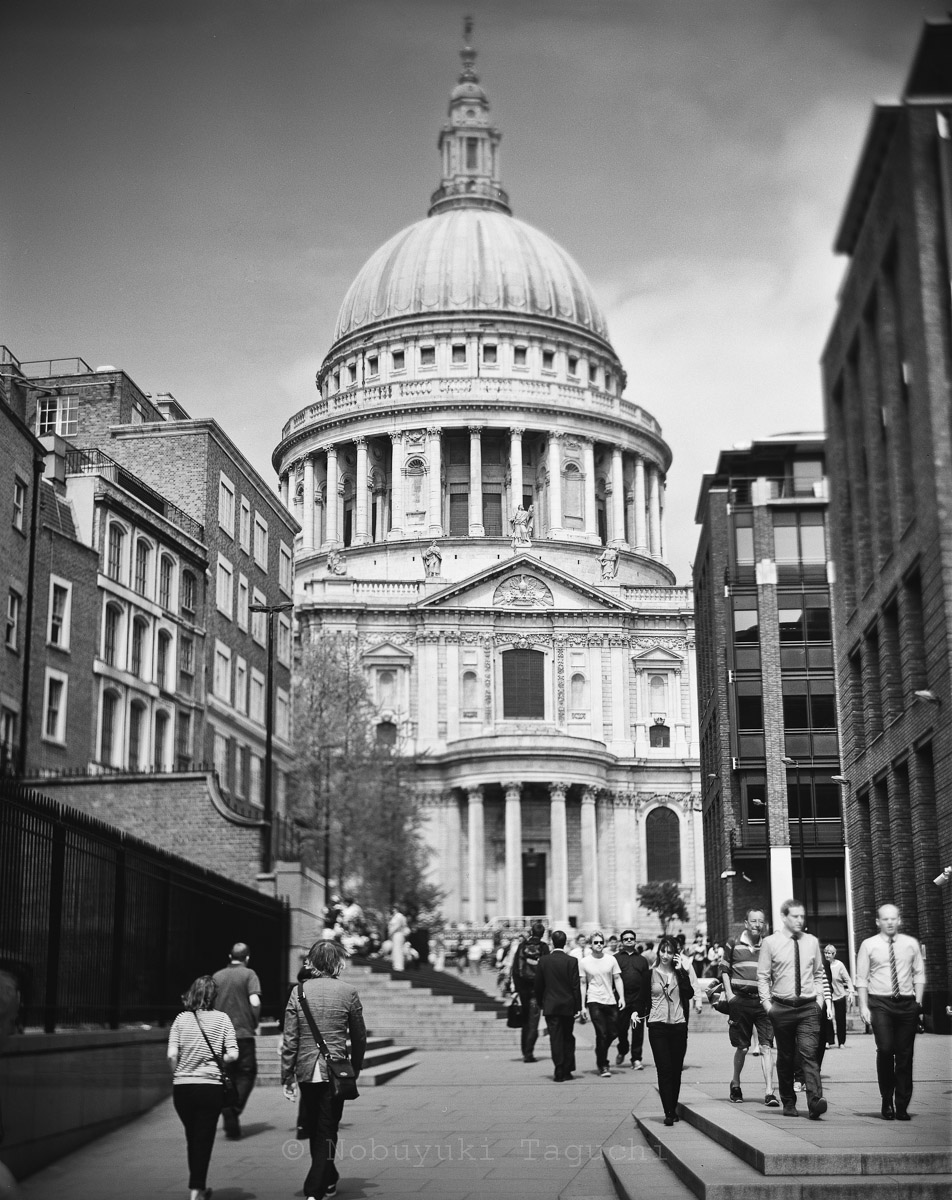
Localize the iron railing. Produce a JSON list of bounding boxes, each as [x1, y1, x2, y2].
[[65, 447, 204, 542]]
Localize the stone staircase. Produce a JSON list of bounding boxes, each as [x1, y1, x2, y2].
[[256, 1031, 418, 1087], [564, 1083, 952, 1200]]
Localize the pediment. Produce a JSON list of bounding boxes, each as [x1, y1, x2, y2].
[[361, 639, 414, 663], [415, 554, 632, 613], [631, 645, 684, 664]]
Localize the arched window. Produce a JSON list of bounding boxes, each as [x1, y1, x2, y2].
[[502, 648, 545, 719], [406, 458, 426, 514], [156, 630, 172, 691], [154, 710, 169, 772], [649, 722, 671, 748], [461, 670, 478, 712], [562, 462, 583, 527], [570, 672, 588, 710], [106, 523, 125, 581], [128, 701, 146, 770], [376, 721, 397, 749], [131, 617, 149, 678], [103, 602, 122, 667], [100, 689, 119, 765], [646, 806, 681, 881], [649, 674, 668, 713], [159, 555, 174, 609], [134, 540, 151, 595], [377, 669, 396, 709]]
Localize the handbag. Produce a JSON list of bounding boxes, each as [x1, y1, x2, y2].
[[506, 995, 525, 1028], [297, 983, 360, 1101], [192, 1012, 240, 1109]]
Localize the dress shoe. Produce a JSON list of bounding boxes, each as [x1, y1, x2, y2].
[[881, 1102, 895, 1121], [895, 1109, 911, 1121], [523, 1055, 538, 1063], [663, 1115, 675, 1126], [782, 1104, 798, 1117], [808, 1097, 827, 1120]]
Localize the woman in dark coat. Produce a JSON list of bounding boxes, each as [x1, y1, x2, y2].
[[282, 941, 367, 1200], [634, 934, 704, 1126]]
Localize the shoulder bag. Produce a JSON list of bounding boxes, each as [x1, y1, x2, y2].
[[297, 983, 360, 1100], [192, 1011, 240, 1108]]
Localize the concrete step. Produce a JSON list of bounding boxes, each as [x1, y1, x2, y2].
[[559, 1153, 622, 1200], [595, 1111, 697, 1200], [255, 1034, 417, 1087]]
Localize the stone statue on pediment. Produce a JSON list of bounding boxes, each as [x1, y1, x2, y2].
[[326, 550, 346, 576], [510, 503, 534, 549], [597, 544, 618, 581], [422, 541, 442, 578]]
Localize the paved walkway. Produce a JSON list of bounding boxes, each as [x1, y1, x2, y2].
[[19, 1026, 952, 1200]]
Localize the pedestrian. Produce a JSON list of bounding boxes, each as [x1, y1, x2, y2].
[[511, 921, 549, 1062], [212, 942, 261, 1139], [823, 944, 854, 1049], [720, 908, 779, 1108], [855, 903, 926, 1121], [534, 929, 582, 1082], [282, 940, 367, 1200], [388, 908, 409, 970], [167, 975, 238, 1200], [569, 932, 588, 962], [614, 929, 650, 1070], [756, 898, 830, 1120], [636, 935, 703, 1125], [579, 931, 625, 1077]]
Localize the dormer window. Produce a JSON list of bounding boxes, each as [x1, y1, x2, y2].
[[452, 343, 467, 365], [482, 343, 497, 365], [420, 346, 436, 368], [392, 350, 405, 371]]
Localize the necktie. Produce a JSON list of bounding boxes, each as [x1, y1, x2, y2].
[[793, 932, 801, 997], [889, 936, 900, 998]]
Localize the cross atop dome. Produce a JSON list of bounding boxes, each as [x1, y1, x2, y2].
[[428, 18, 512, 217]]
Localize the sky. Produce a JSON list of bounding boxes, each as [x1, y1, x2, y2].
[[1, 0, 943, 583]]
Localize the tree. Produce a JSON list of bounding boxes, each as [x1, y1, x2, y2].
[[637, 880, 690, 934], [290, 632, 441, 925]]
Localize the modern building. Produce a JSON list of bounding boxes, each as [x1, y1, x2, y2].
[[693, 435, 847, 947], [273, 32, 704, 932], [821, 18, 951, 1027]]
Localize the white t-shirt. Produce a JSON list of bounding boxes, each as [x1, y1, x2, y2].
[[581, 953, 621, 1005]]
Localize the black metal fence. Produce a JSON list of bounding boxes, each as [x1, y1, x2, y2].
[[0, 779, 289, 1031]]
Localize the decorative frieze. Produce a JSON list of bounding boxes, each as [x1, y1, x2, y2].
[[493, 575, 554, 607]]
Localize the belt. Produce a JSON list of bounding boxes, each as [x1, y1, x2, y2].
[[870, 993, 915, 1002], [771, 996, 815, 1008]]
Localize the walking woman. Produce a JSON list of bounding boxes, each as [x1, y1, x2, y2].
[[167, 975, 238, 1200], [635, 935, 704, 1125], [282, 940, 367, 1200]]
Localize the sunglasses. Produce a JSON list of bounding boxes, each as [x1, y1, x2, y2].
[[591, 940, 605, 946]]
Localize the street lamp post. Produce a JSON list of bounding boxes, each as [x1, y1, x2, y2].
[[782, 755, 807, 920], [249, 601, 294, 874]]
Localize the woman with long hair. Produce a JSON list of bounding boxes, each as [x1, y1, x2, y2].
[[282, 940, 367, 1200], [167, 974, 238, 1200], [634, 935, 704, 1125]]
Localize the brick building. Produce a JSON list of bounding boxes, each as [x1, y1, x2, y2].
[[820, 19, 951, 1027], [693, 435, 848, 949]]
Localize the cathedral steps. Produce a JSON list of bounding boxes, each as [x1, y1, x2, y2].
[[256, 1032, 418, 1086]]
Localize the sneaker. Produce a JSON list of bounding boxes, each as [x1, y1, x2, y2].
[[751, 1049, 762, 1056], [764, 1093, 780, 1108], [615, 1052, 626, 1066], [600, 1068, 612, 1078], [729, 1084, 743, 1103], [326, 1189, 338, 1199], [793, 1080, 804, 1093], [632, 1059, 644, 1070], [808, 1097, 828, 1121]]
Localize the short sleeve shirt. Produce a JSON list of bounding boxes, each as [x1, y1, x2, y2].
[[213, 963, 261, 1038]]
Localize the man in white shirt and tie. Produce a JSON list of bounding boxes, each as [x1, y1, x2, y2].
[[757, 898, 830, 1120], [855, 903, 926, 1121]]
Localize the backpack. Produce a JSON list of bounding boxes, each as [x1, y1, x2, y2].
[[513, 938, 544, 986]]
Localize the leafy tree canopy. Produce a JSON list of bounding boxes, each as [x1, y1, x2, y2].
[[637, 880, 690, 934]]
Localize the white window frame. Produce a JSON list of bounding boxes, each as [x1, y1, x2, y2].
[[219, 472, 236, 536], [251, 588, 267, 646], [276, 686, 290, 740], [277, 614, 292, 666], [250, 668, 265, 724], [216, 554, 234, 618], [237, 574, 249, 630], [47, 577, 73, 650], [13, 477, 26, 532], [253, 514, 268, 571], [279, 541, 293, 595], [213, 640, 232, 702], [234, 656, 248, 714], [239, 497, 251, 553], [214, 731, 228, 781], [5, 589, 22, 651], [42, 668, 68, 743]]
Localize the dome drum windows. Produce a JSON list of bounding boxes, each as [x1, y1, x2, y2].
[[420, 345, 436, 368]]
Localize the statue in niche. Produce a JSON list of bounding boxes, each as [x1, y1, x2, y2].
[[326, 550, 347, 576], [509, 503, 534, 549], [422, 541, 442, 578], [597, 544, 618, 581]]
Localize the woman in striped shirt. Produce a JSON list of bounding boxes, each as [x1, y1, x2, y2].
[[167, 975, 238, 1200]]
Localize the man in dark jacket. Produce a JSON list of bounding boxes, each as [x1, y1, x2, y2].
[[535, 929, 582, 1081], [511, 921, 549, 1062], [614, 929, 650, 1069]]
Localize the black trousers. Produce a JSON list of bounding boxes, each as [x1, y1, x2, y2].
[[771, 1001, 822, 1108], [832, 996, 848, 1046], [616, 1002, 646, 1062], [224, 1037, 257, 1115], [588, 1002, 618, 1071], [868, 994, 918, 1111], [545, 1014, 577, 1079], [647, 1022, 688, 1119], [299, 1081, 346, 1199], [173, 1083, 223, 1190], [517, 987, 542, 1058]]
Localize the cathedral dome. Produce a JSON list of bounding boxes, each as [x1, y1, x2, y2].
[[333, 207, 609, 343]]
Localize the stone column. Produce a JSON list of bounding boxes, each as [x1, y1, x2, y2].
[[611, 446, 626, 546], [648, 464, 662, 558], [354, 437, 370, 546], [375, 488, 386, 543], [388, 432, 405, 540], [581, 786, 599, 926], [509, 427, 524, 514], [301, 455, 316, 551], [323, 446, 340, 550], [428, 427, 443, 536], [280, 471, 290, 509], [469, 427, 484, 535], [444, 792, 462, 922], [633, 455, 648, 552], [582, 438, 597, 538], [504, 781, 523, 918], [467, 786, 485, 924], [549, 781, 569, 926], [659, 476, 667, 562], [547, 432, 563, 535]]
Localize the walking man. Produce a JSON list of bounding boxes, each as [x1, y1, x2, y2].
[[856, 903, 925, 1120], [614, 929, 650, 1070], [579, 932, 625, 1077], [721, 908, 779, 1107], [757, 900, 829, 1120], [511, 921, 549, 1063], [212, 942, 261, 1138], [534, 929, 582, 1082]]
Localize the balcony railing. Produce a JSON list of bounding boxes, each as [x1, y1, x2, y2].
[[66, 447, 204, 542], [731, 819, 844, 851]]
